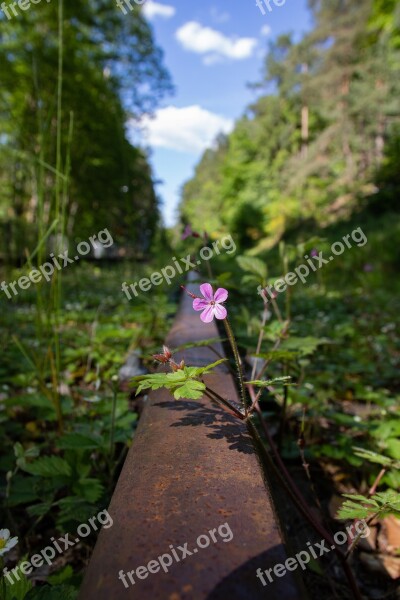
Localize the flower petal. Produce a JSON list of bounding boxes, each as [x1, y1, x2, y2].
[[193, 298, 209, 311], [214, 288, 228, 303], [213, 304, 227, 320], [200, 283, 214, 301], [0, 529, 10, 541], [200, 305, 215, 323], [6, 537, 18, 550]]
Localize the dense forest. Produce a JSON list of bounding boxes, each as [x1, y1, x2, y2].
[[0, 0, 172, 261], [180, 0, 400, 255]]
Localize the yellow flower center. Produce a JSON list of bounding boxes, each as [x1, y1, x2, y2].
[[0, 538, 6, 550]]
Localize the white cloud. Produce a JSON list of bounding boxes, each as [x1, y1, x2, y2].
[[261, 24, 272, 36], [210, 7, 230, 23], [142, 1, 175, 20], [175, 21, 257, 62], [135, 105, 234, 154]]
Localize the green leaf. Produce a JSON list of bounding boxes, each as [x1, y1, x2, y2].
[[132, 360, 226, 399], [13, 442, 25, 459], [385, 438, 400, 460], [173, 380, 206, 400], [132, 372, 171, 395], [246, 376, 292, 387], [342, 494, 379, 506], [72, 478, 104, 503], [6, 475, 40, 506], [21, 456, 71, 478], [236, 255, 267, 282], [352, 447, 395, 467], [165, 371, 188, 383], [56, 497, 97, 526], [195, 358, 227, 375], [57, 432, 104, 450], [338, 491, 400, 521], [47, 566, 74, 586], [4, 565, 33, 600], [280, 337, 331, 357], [27, 502, 53, 517]]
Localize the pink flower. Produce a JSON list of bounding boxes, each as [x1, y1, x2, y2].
[[181, 224, 200, 240], [192, 283, 228, 323]]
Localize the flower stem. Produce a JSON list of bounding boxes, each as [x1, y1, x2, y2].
[[247, 386, 362, 600], [204, 385, 245, 420], [223, 318, 248, 412]]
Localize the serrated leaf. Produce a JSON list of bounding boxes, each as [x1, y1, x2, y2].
[[132, 372, 171, 395], [338, 491, 400, 520], [21, 456, 71, 478], [352, 447, 394, 467], [166, 371, 188, 383], [342, 494, 379, 506], [337, 504, 371, 520], [173, 380, 206, 400], [72, 478, 104, 503]]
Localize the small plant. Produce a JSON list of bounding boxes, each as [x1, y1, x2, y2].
[[132, 283, 291, 422], [338, 490, 400, 521]]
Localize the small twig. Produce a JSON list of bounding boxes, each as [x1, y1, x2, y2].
[[345, 511, 380, 559], [254, 321, 289, 381], [277, 374, 289, 450], [270, 296, 284, 323], [368, 468, 386, 497], [250, 303, 270, 381], [223, 318, 248, 413]]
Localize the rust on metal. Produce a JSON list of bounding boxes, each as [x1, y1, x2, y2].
[[78, 279, 303, 599]]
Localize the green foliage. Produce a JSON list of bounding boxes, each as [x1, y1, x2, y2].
[[353, 447, 400, 469], [132, 359, 227, 400], [20, 455, 72, 478], [179, 0, 400, 251], [3, 567, 33, 600], [236, 255, 268, 287], [246, 376, 292, 387], [0, 0, 172, 253], [338, 491, 400, 520], [0, 264, 174, 591]]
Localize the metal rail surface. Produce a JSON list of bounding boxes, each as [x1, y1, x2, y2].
[[78, 281, 303, 600]]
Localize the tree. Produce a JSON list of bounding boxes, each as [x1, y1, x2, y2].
[[0, 0, 172, 259], [179, 0, 400, 252]]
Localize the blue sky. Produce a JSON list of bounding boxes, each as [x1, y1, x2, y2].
[[129, 0, 313, 227]]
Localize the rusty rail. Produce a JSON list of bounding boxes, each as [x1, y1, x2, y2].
[[78, 280, 304, 599]]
